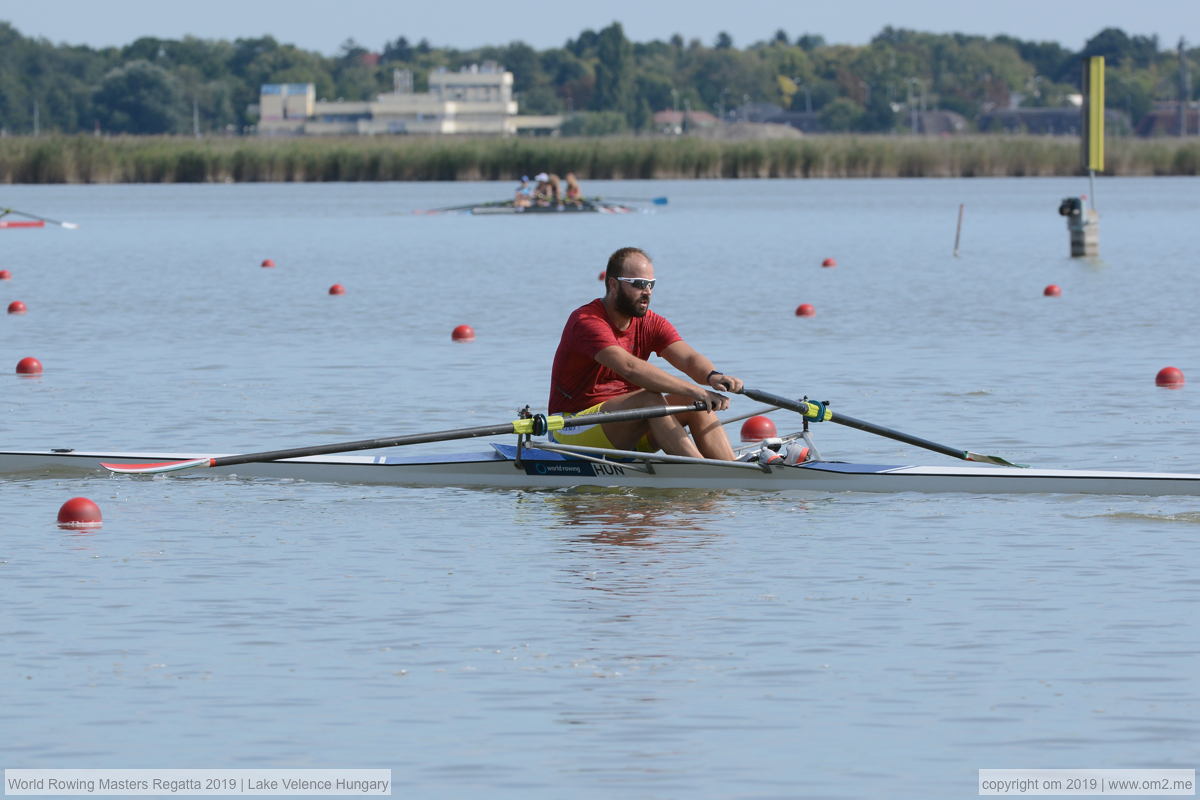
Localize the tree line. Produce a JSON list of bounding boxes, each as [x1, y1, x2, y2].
[[0, 20, 1194, 136]]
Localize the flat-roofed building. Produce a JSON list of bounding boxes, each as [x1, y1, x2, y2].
[[259, 84, 316, 122], [256, 63, 560, 136]]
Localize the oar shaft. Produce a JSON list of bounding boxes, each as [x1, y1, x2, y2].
[[418, 200, 509, 214], [210, 423, 515, 467], [720, 405, 781, 426], [593, 196, 668, 205], [741, 387, 968, 461], [209, 402, 704, 468]]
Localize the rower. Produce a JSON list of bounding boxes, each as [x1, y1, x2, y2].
[[533, 172, 561, 207], [564, 172, 583, 207], [547, 246, 743, 460], [514, 175, 533, 207]]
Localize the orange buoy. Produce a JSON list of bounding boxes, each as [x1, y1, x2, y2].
[[1155, 366, 1185, 388], [15, 356, 42, 375], [7, 300, 27, 314], [795, 303, 815, 317], [451, 324, 475, 342], [0, 269, 11, 280], [329, 284, 346, 295], [740, 415, 778, 442], [1043, 284, 1062, 297], [821, 258, 837, 268], [57, 497, 102, 529], [261, 258, 276, 268]]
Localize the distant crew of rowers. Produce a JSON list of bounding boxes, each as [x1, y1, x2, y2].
[[514, 172, 585, 209]]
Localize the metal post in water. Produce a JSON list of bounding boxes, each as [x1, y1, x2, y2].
[[953, 204, 964, 257], [1059, 194, 1099, 257]]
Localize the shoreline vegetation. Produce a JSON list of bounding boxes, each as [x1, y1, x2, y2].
[[1, 135, 1197, 183]]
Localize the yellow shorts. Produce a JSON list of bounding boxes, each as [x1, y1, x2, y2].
[[550, 402, 654, 451]]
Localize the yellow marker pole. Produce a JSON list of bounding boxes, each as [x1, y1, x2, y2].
[[1083, 56, 1105, 209]]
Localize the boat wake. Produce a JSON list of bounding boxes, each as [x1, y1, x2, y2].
[[1093, 510, 1200, 524]]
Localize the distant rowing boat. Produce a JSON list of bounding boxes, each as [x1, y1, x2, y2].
[[469, 200, 636, 215], [0, 207, 78, 229], [4, 444, 1200, 495], [415, 196, 658, 215]]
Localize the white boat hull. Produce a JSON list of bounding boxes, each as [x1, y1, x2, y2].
[[3, 446, 1200, 495]]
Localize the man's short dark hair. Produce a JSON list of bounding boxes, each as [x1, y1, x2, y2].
[[605, 246, 650, 282]]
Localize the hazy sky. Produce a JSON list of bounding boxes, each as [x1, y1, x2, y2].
[[4, 0, 1194, 54]]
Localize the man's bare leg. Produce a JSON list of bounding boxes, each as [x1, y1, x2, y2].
[[664, 393, 735, 460], [594, 391, 703, 457]]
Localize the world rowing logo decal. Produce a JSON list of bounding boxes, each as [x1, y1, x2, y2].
[[524, 461, 625, 477]]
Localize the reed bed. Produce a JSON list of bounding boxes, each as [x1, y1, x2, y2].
[[0, 135, 1197, 183]]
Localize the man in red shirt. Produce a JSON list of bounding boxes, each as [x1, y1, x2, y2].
[[548, 246, 744, 460]]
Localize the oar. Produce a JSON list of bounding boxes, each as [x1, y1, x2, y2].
[[101, 402, 706, 476], [414, 200, 509, 215], [592, 196, 668, 205], [720, 405, 782, 426], [740, 387, 1022, 467], [1, 207, 79, 229]]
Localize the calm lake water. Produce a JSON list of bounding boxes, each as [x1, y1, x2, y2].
[[2, 176, 1199, 799]]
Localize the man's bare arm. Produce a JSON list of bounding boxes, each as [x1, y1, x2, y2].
[[594, 345, 728, 409], [661, 341, 744, 393]]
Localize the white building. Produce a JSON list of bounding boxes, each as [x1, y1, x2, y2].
[[256, 63, 560, 136]]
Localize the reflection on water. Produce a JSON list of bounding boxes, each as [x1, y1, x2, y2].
[[539, 489, 727, 548]]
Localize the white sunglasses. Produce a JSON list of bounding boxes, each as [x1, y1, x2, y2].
[[614, 277, 656, 290]]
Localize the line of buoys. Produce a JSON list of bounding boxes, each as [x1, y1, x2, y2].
[[7, 300, 27, 314], [740, 415, 777, 442], [58, 497, 102, 529], [794, 303, 815, 317], [1043, 284, 1062, 297], [1156, 366, 1185, 388], [0, 269, 11, 280], [15, 356, 42, 375], [451, 324, 475, 342], [328, 284, 346, 295]]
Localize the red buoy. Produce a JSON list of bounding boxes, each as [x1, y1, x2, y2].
[[7, 300, 27, 314], [740, 415, 778, 442], [15, 356, 42, 375], [0, 269, 11, 280], [451, 324, 475, 341], [598, 271, 605, 281], [821, 258, 837, 268], [1043, 284, 1062, 297], [1156, 366, 1185, 388], [795, 303, 815, 317], [328, 284, 346, 295], [261, 258, 276, 268], [57, 497, 102, 529]]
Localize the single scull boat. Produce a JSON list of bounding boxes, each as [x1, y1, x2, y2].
[[3, 443, 1200, 495], [5, 394, 1196, 495]]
